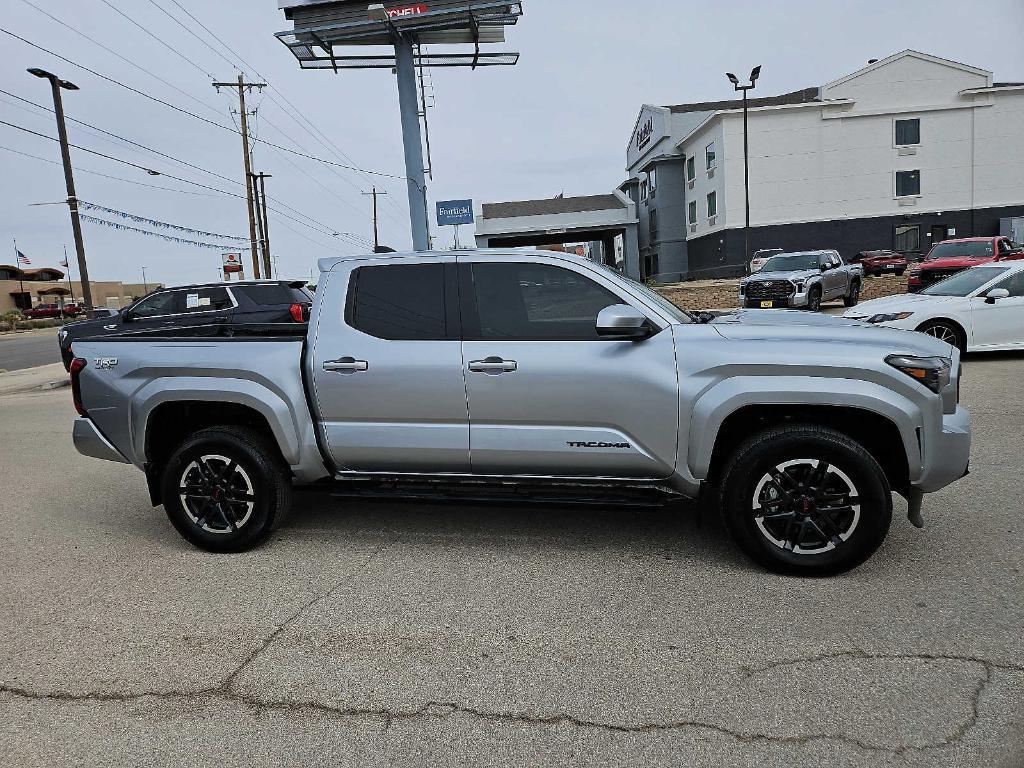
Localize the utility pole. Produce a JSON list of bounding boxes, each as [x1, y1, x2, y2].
[[28, 68, 94, 312], [214, 75, 266, 279], [362, 187, 387, 251], [251, 172, 273, 278]]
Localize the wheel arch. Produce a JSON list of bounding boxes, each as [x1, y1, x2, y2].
[[914, 316, 969, 350], [688, 377, 921, 494]]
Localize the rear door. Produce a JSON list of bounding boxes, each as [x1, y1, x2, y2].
[[309, 256, 469, 473], [458, 256, 679, 479]]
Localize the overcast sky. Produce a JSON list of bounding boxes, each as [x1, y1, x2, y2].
[[2, 0, 1022, 287]]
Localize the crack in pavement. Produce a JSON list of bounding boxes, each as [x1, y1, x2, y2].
[[2, 605, 1020, 759]]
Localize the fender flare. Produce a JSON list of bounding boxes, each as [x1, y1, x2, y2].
[[686, 375, 924, 482], [130, 377, 302, 467]]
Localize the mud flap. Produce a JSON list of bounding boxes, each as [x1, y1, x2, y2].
[[906, 487, 924, 529]]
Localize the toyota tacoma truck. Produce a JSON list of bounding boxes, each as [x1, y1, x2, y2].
[[739, 249, 864, 311], [68, 249, 970, 575]]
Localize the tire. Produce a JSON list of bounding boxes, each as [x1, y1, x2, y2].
[[916, 319, 966, 353], [160, 426, 292, 553], [717, 425, 892, 576], [843, 280, 861, 307], [805, 286, 822, 312]]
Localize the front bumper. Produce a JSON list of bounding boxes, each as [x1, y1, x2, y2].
[[73, 417, 130, 464], [740, 290, 807, 309], [913, 405, 971, 494]]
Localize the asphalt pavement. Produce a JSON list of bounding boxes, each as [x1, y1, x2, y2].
[[0, 328, 62, 372], [0, 354, 1021, 767]]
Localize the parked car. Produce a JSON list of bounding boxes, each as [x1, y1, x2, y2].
[[57, 280, 311, 369], [739, 250, 864, 310], [748, 248, 784, 274], [23, 303, 81, 319], [69, 249, 970, 576], [845, 262, 1024, 353], [907, 236, 1023, 292], [851, 250, 908, 277]]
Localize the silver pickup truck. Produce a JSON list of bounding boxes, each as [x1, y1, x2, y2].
[[740, 249, 864, 311], [70, 249, 970, 575]]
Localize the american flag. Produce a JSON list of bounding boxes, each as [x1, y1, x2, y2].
[[16, 251, 31, 265]]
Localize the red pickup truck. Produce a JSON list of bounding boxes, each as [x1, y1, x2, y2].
[[908, 236, 1024, 292], [22, 303, 81, 319]]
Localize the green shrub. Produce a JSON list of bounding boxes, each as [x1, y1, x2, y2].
[[1, 310, 23, 331]]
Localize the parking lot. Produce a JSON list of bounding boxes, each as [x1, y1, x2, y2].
[[0, 352, 1021, 767]]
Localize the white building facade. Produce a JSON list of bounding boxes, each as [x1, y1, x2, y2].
[[625, 51, 1024, 280]]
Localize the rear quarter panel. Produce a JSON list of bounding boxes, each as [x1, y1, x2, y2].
[[73, 337, 329, 483]]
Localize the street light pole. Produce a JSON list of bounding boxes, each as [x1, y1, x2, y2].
[[141, 265, 148, 293], [28, 68, 94, 313], [726, 66, 760, 269]]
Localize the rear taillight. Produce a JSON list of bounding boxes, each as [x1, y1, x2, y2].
[[69, 357, 87, 416], [289, 303, 310, 323]]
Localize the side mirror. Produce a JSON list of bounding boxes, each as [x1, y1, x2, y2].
[[820, 263, 830, 272], [121, 309, 134, 323], [596, 304, 651, 339], [984, 288, 1010, 304]]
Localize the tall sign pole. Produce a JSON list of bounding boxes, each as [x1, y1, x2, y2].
[[362, 187, 388, 250], [214, 76, 266, 278], [394, 37, 430, 252]]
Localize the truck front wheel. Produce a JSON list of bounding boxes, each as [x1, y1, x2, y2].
[[161, 426, 292, 553], [718, 425, 892, 576]]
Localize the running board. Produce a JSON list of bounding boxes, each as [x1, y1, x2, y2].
[[323, 476, 686, 508]]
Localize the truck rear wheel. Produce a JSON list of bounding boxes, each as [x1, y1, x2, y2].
[[161, 426, 292, 553], [718, 425, 892, 576]]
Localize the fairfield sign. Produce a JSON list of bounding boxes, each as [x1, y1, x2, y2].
[[386, 3, 428, 17]]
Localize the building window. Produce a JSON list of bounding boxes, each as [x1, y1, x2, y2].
[[894, 225, 921, 253], [896, 170, 921, 197], [705, 142, 716, 170], [895, 118, 920, 146], [640, 179, 648, 201], [688, 200, 697, 225], [686, 156, 695, 181], [649, 209, 659, 241], [706, 191, 717, 218], [647, 166, 657, 198]]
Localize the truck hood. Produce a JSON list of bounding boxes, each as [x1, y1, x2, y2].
[[740, 269, 818, 283], [708, 308, 954, 358], [919, 255, 994, 269]]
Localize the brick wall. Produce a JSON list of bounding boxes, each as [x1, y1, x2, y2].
[[656, 274, 908, 311]]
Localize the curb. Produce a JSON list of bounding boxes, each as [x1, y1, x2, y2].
[[41, 379, 70, 391]]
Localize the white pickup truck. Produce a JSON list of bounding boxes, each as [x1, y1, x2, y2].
[[69, 249, 971, 575]]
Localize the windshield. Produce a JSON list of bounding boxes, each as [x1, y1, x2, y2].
[[591, 262, 692, 324], [760, 253, 819, 272], [927, 241, 994, 260], [921, 266, 1009, 296]]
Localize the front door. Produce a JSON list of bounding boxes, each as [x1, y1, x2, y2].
[[930, 225, 948, 248], [971, 270, 1024, 348], [459, 257, 679, 478], [310, 256, 470, 473]]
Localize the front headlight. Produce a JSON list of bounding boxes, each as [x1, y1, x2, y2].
[[885, 354, 951, 393], [867, 312, 914, 324], [909, 268, 922, 277]]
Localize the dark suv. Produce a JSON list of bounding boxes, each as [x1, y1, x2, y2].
[[58, 281, 311, 369]]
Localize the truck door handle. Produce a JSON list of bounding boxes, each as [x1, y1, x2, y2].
[[323, 357, 368, 374], [468, 357, 517, 374]]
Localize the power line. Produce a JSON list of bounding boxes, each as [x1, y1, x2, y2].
[[95, 0, 215, 79], [146, 0, 241, 74], [16, 0, 220, 117], [0, 144, 219, 196], [2, 26, 413, 182]]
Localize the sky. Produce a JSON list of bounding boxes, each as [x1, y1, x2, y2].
[[2, 0, 1022, 288]]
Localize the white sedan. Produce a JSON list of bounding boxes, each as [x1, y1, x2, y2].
[[844, 262, 1024, 352]]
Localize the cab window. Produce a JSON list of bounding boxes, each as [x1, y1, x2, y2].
[[463, 263, 622, 341]]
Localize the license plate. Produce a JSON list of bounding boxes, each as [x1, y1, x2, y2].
[[885, 264, 896, 269], [760, 301, 774, 308]]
